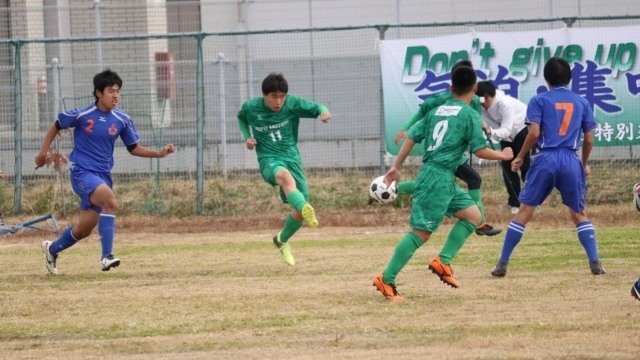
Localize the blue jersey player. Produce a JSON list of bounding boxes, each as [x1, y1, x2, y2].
[[490, 57, 605, 278], [35, 69, 175, 275]]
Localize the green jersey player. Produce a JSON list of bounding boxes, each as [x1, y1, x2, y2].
[[237, 73, 331, 266], [373, 66, 513, 301], [392, 60, 501, 237]]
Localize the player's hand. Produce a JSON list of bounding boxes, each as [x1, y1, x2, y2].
[[511, 156, 523, 171], [319, 112, 331, 123], [384, 167, 401, 185], [393, 130, 408, 145], [160, 144, 175, 157], [245, 138, 257, 150], [501, 147, 514, 161], [584, 164, 591, 177], [34, 152, 48, 170]]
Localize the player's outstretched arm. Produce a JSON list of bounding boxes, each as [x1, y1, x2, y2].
[[35, 123, 61, 170], [474, 146, 513, 162], [385, 138, 415, 185], [130, 143, 175, 158], [394, 111, 422, 144]]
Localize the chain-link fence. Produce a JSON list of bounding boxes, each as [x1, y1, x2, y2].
[[2, 15, 640, 216]]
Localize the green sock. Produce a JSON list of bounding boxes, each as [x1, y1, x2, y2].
[[439, 220, 476, 264], [286, 190, 307, 212], [467, 189, 484, 223], [398, 181, 416, 195], [382, 232, 423, 284], [279, 214, 302, 244]]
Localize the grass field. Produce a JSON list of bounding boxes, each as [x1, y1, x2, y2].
[[1, 210, 640, 359]]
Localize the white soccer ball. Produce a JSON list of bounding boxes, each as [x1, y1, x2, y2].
[[634, 183, 640, 212], [369, 175, 398, 204]]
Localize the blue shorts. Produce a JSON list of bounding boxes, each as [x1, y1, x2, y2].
[[69, 165, 112, 213], [518, 149, 586, 213]]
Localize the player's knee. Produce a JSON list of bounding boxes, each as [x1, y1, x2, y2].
[[458, 206, 482, 226], [100, 198, 118, 214], [72, 227, 92, 240]]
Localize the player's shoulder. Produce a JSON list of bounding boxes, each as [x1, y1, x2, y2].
[[422, 91, 451, 110], [67, 103, 96, 117]]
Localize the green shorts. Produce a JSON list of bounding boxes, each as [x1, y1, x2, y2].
[[258, 157, 309, 203], [410, 164, 476, 233]]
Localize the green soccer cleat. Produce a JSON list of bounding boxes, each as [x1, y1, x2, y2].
[[301, 203, 319, 228], [273, 233, 295, 266]]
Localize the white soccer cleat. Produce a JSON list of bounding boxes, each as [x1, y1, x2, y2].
[[41, 240, 58, 275], [101, 255, 121, 271]]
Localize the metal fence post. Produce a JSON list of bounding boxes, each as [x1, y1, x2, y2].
[[12, 40, 22, 213], [215, 53, 229, 179], [94, 0, 103, 71], [195, 33, 205, 215], [378, 25, 388, 175], [50, 57, 67, 216]]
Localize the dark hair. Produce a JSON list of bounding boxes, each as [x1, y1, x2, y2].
[[451, 59, 473, 72], [544, 57, 572, 87], [93, 69, 122, 101], [476, 81, 496, 97], [451, 66, 477, 95], [262, 72, 288, 95]]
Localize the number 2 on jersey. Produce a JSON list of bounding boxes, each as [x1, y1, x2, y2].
[[269, 130, 282, 142], [555, 102, 573, 136]]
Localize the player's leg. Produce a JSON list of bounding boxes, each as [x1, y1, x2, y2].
[[373, 229, 429, 301], [275, 165, 317, 228], [454, 163, 501, 236], [42, 209, 100, 275], [272, 202, 301, 266], [492, 154, 553, 277], [557, 154, 604, 274], [42, 167, 101, 275], [374, 168, 446, 301], [397, 180, 416, 195], [430, 188, 480, 288], [89, 183, 121, 271], [271, 170, 301, 265], [569, 209, 605, 274]]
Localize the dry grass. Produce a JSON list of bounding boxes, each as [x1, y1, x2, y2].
[[1, 209, 640, 359]]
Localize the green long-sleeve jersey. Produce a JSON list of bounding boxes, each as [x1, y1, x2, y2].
[[237, 95, 328, 162], [409, 98, 487, 171], [401, 92, 483, 131]]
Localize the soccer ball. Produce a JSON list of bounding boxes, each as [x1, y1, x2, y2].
[[369, 175, 398, 204], [634, 183, 640, 211]]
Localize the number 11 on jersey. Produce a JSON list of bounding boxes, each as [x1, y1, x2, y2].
[[269, 130, 282, 142]]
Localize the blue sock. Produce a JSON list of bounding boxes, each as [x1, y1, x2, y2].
[[99, 214, 116, 259], [49, 227, 78, 256], [499, 221, 526, 262], [576, 221, 599, 261]]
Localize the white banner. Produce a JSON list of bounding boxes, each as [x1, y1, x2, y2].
[[380, 26, 640, 154]]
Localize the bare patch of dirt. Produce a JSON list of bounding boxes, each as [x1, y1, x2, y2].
[[114, 203, 639, 233], [2, 203, 632, 237]]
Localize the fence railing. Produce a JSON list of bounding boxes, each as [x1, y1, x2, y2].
[[1, 16, 640, 215]]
